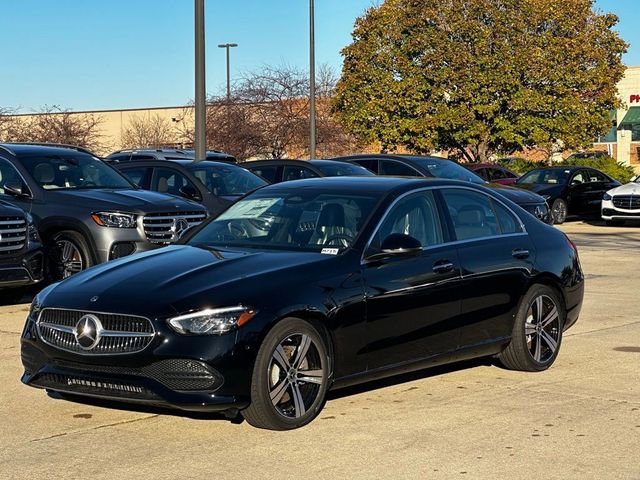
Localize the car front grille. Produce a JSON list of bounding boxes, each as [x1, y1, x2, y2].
[[0, 215, 26, 254], [37, 309, 155, 355], [142, 211, 207, 244], [612, 195, 640, 210], [32, 373, 159, 400]]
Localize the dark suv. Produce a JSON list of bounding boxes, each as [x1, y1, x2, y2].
[[105, 156, 266, 216], [0, 200, 43, 303], [0, 144, 208, 279]]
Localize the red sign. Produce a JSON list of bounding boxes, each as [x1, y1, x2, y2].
[[630, 94, 640, 103]]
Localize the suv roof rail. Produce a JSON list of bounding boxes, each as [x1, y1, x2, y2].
[[5, 142, 98, 156]]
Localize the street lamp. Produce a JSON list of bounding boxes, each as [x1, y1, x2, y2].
[[218, 43, 238, 101], [194, 0, 206, 162], [309, 0, 317, 159]]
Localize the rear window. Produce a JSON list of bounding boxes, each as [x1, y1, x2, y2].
[[189, 163, 266, 196]]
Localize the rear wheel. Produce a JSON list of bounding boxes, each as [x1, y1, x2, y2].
[[551, 199, 568, 224], [498, 285, 565, 372], [242, 318, 330, 430], [48, 231, 94, 280]]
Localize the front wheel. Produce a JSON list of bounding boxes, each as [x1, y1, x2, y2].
[[242, 318, 330, 430], [48, 231, 94, 281], [551, 199, 568, 224], [498, 285, 565, 372]]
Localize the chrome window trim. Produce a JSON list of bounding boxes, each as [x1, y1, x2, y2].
[[36, 307, 156, 356], [361, 185, 528, 264]]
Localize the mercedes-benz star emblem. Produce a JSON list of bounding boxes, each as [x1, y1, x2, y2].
[[171, 218, 190, 240], [74, 314, 103, 351], [534, 206, 544, 220]]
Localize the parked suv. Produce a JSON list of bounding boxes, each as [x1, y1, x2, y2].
[[0, 144, 208, 279], [107, 148, 237, 163], [105, 156, 266, 216], [0, 200, 43, 303]]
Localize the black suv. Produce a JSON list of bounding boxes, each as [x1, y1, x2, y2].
[[244, 159, 375, 184], [0, 200, 43, 303], [0, 144, 208, 279], [105, 156, 266, 216]]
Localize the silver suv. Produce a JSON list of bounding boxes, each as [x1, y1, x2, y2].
[[0, 143, 208, 279]]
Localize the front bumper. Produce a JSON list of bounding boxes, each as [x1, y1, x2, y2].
[[20, 312, 253, 412], [0, 249, 44, 287], [601, 201, 640, 220]]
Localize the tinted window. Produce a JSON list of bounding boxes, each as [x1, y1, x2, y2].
[[19, 153, 132, 190], [283, 166, 318, 181], [249, 165, 279, 183], [351, 159, 379, 173], [189, 190, 378, 252], [586, 169, 607, 183], [152, 167, 197, 196], [489, 168, 509, 180], [411, 158, 485, 184], [0, 159, 28, 196], [442, 189, 500, 240], [313, 162, 374, 177], [474, 168, 490, 181], [379, 160, 420, 177], [491, 199, 522, 234], [189, 163, 266, 196], [377, 191, 443, 248], [120, 167, 151, 188], [518, 169, 570, 185]]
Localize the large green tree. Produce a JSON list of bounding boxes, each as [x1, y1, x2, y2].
[[333, 0, 627, 162]]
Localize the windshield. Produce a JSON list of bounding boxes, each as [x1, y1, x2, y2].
[[188, 163, 267, 196], [20, 153, 133, 190], [189, 190, 379, 252], [314, 162, 374, 177], [411, 158, 485, 184], [518, 169, 569, 185]]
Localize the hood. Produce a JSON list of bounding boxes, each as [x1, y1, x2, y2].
[[40, 245, 333, 318], [487, 183, 547, 204], [0, 199, 25, 216], [48, 189, 203, 212], [608, 182, 640, 196]]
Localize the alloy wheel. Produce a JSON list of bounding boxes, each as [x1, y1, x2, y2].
[[56, 239, 84, 278], [552, 201, 567, 224], [268, 333, 324, 419], [524, 294, 561, 364]]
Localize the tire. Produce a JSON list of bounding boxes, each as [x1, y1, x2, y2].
[[498, 284, 565, 372], [551, 199, 568, 224], [242, 318, 330, 430], [48, 231, 94, 281]]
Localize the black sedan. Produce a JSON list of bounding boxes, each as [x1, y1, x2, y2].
[[244, 159, 374, 183], [20, 177, 584, 430], [337, 154, 552, 224], [515, 166, 620, 224]]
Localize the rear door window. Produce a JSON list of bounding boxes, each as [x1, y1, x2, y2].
[[248, 165, 279, 183], [379, 160, 421, 177], [283, 166, 318, 181], [152, 167, 198, 196], [119, 167, 152, 189]]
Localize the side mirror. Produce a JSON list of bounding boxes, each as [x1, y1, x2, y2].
[[365, 233, 422, 262], [179, 185, 201, 201], [3, 181, 30, 198]]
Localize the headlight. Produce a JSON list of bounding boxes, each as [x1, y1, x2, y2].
[[167, 306, 257, 335], [603, 193, 612, 201], [91, 212, 137, 228], [25, 213, 40, 243]]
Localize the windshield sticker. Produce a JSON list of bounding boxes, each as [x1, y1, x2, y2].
[[218, 198, 279, 220], [321, 248, 340, 255]]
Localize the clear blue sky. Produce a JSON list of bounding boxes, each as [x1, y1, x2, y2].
[[1, 0, 637, 113]]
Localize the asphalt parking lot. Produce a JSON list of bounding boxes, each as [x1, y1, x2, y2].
[[1, 221, 639, 480]]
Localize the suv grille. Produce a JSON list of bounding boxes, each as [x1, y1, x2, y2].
[[142, 211, 207, 244], [612, 195, 640, 210], [0, 215, 26, 254], [37, 309, 155, 355]]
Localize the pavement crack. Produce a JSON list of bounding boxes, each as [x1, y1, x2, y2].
[[565, 320, 640, 338], [30, 414, 159, 443], [0, 329, 20, 335]]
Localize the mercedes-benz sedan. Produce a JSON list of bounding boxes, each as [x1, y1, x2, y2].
[[21, 177, 584, 430]]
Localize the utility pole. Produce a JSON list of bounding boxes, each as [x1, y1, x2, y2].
[[309, 0, 317, 159], [194, 0, 206, 162], [218, 43, 238, 101]]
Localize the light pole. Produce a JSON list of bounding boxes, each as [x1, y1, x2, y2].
[[218, 43, 238, 101], [194, 0, 206, 162], [309, 0, 316, 159]]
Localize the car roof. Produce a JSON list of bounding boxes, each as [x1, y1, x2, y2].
[[337, 154, 449, 162], [528, 165, 583, 171], [113, 158, 242, 169], [256, 175, 480, 195], [0, 143, 97, 157]]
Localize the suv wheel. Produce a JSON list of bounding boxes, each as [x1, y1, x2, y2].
[[49, 231, 93, 280]]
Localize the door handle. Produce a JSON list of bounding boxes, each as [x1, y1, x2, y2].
[[512, 248, 530, 259], [433, 260, 454, 274]]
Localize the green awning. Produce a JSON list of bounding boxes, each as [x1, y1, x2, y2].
[[618, 106, 640, 128]]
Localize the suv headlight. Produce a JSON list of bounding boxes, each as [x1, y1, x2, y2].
[[91, 212, 137, 228], [25, 213, 40, 243], [603, 193, 613, 201], [167, 306, 257, 335]]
